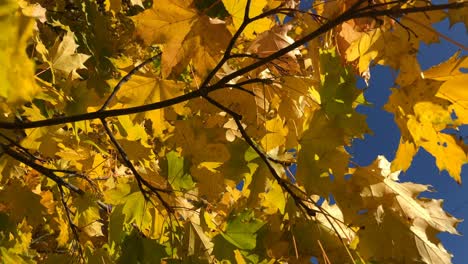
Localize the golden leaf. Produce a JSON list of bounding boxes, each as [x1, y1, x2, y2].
[[48, 31, 90, 79], [134, 0, 231, 79]]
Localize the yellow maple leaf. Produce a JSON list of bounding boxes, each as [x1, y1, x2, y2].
[[48, 31, 90, 79], [385, 61, 468, 182], [0, 180, 46, 228], [296, 111, 350, 196], [259, 178, 285, 214], [82, 221, 105, 237], [343, 156, 460, 263], [387, 52, 468, 182], [424, 51, 468, 81], [447, 0, 468, 32], [109, 68, 186, 137], [222, 0, 273, 39], [407, 117, 466, 183], [425, 52, 468, 124], [260, 116, 288, 152], [346, 28, 383, 74], [391, 139, 417, 172], [55, 208, 70, 247], [437, 77, 468, 124]]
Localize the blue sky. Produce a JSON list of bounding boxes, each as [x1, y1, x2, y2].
[[349, 18, 468, 263]]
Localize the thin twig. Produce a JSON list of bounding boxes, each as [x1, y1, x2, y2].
[[388, 15, 418, 41], [100, 118, 174, 213], [58, 185, 83, 259], [200, 96, 361, 259]]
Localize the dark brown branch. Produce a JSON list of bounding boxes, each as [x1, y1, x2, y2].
[[1, 142, 111, 212], [1, 141, 85, 256], [222, 78, 272, 96], [355, 0, 402, 11], [0, 89, 202, 129], [267, 156, 296, 166], [203, 95, 242, 120], [0, 131, 43, 162], [225, 84, 255, 96]]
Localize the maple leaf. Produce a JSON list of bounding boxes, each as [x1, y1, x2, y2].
[[109, 64, 186, 137], [426, 52, 468, 124], [386, 52, 468, 182], [18, 0, 47, 23], [222, 0, 273, 39], [447, 0, 468, 32], [247, 24, 301, 73], [166, 151, 195, 191], [118, 230, 167, 263], [0, 180, 46, 228], [220, 211, 264, 250], [296, 111, 350, 196], [134, 0, 232, 79], [47, 31, 90, 79]]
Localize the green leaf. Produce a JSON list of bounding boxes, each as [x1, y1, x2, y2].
[[319, 48, 360, 116], [167, 151, 195, 191], [108, 205, 127, 248], [74, 194, 101, 227], [118, 229, 166, 264], [121, 191, 147, 224], [221, 211, 264, 250], [104, 181, 132, 205]]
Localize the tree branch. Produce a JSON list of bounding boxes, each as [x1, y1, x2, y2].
[[0, 2, 462, 131], [0, 90, 202, 129], [100, 118, 174, 213], [1, 144, 85, 195]]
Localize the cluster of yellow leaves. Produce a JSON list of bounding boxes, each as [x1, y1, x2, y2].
[[330, 2, 468, 183], [0, 0, 466, 263], [387, 51, 468, 183]]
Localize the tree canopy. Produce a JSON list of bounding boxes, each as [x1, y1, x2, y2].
[[0, 0, 467, 263]]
